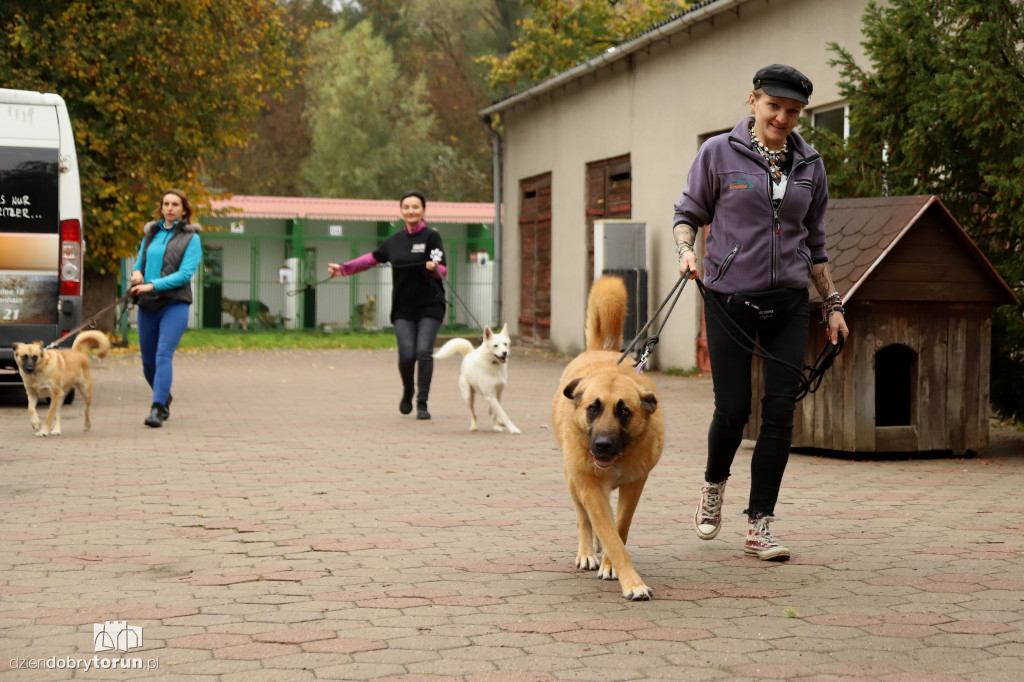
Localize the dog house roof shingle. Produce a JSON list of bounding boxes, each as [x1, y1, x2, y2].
[[821, 195, 1017, 305]]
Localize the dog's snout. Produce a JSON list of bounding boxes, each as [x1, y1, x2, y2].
[[589, 425, 628, 461], [591, 435, 615, 455]]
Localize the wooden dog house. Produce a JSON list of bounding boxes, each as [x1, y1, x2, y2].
[[744, 195, 1018, 453]]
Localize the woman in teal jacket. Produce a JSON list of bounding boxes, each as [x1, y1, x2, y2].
[[127, 189, 202, 428]]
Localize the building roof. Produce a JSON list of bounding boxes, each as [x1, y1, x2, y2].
[[208, 195, 498, 224], [823, 195, 1018, 305], [480, 0, 754, 117]]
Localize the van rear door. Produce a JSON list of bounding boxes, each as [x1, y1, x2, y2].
[[0, 90, 82, 368]]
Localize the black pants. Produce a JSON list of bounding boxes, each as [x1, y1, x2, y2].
[[703, 290, 809, 518], [394, 317, 442, 405]]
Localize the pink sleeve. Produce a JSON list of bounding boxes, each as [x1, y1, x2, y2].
[[435, 263, 447, 278], [338, 252, 379, 276]]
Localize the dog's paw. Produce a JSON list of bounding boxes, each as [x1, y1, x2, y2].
[[623, 584, 653, 601], [598, 559, 618, 581], [491, 424, 504, 432], [508, 424, 521, 434], [34, 430, 50, 438], [575, 553, 600, 571]]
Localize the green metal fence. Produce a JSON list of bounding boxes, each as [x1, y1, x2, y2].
[[122, 217, 495, 333]]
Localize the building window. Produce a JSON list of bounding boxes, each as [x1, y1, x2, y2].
[[812, 104, 851, 139], [698, 128, 731, 147]]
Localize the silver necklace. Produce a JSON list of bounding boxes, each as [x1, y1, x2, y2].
[[750, 125, 788, 180]]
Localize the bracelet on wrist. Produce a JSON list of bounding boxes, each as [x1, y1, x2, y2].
[[821, 304, 845, 324], [676, 243, 694, 258]]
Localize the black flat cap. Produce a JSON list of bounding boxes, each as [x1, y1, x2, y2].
[[753, 64, 813, 104]]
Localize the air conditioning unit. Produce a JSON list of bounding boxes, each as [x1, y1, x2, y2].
[[594, 220, 649, 350]]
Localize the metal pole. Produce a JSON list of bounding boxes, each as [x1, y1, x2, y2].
[[487, 117, 503, 327]]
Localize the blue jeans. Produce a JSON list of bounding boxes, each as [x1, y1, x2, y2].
[[393, 317, 442, 405], [137, 302, 190, 406], [703, 290, 809, 518]]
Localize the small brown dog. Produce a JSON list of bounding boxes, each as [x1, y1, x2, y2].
[[12, 330, 110, 437], [552, 275, 664, 600], [354, 295, 376, 329]]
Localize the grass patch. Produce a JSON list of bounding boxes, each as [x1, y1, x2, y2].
[[119, 328, 398, 351], [116, 327, 481, 351], [663, 365, 703, 377]]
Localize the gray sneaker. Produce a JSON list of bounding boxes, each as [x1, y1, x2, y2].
[[694, 480, 726, 540]]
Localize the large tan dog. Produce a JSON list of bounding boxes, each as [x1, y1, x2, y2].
[[12, 330, 110, 437], [552, 275, 664, 600]]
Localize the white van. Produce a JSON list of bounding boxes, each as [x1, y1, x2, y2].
[[0, 88, 84, 373]]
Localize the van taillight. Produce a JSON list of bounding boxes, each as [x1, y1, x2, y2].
[[59, 219, 82, 296]]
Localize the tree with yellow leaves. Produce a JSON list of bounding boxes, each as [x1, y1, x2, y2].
[[481, 0, 690, 93], [0, 0, 293, 276]]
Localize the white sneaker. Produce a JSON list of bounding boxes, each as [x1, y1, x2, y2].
[[694, 480, 726, 540], [744, 515, 790, 560]]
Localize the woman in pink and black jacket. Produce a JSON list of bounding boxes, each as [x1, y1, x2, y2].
[[673, 64, 849, 561], [328, 190, 447, 420]]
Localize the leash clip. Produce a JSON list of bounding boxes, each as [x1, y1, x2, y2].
[[634, 335, 659, 374]]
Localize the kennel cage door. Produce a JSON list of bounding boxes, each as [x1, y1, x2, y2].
[[593, 220, 649, 348]]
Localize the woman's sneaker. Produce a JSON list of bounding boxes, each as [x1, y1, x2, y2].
[[694, 480, 726, 540], [744, 516, 790, 560]]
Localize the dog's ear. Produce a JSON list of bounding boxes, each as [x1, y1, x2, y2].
[[563, 377, 584, 403], [12, 342, 23, 352], [484, 326, 493, 339], [500, 323, 508, 336], [640, 392, 658, 414]]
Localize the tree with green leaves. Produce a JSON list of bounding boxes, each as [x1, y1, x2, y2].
[[800, 0, 1024, 423], [206, 0, 336, 197], [0, 0, 292, 276], [303, 20, 440, 199], [481, 0, 690, 93], [341, 0, 527, 201]]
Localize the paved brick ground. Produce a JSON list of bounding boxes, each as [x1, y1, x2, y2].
[[0, 345, 1021, 681]]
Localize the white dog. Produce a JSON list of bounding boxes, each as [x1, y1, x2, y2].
[[434, 324, 520, 434]]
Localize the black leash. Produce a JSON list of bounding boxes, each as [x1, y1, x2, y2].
[[617, 274, 690, 372], [291, 260, 488, 337], [44, 292, 133, 350], [437, 271, 487, 338], [287, 261, 437, 297], [286, 276, 334, 297], [693, 276, 844, 401]]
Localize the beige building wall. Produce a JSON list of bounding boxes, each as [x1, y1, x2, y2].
[[491, 0, 872, 368]]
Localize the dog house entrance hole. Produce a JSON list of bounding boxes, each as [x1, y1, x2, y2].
[[875, 344, 917, 427]]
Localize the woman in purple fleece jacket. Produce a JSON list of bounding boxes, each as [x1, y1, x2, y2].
[[673, 64, 849, 561], [327, 190, 447, 420]]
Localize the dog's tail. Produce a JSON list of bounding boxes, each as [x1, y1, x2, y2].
[[71, 330, 111, 358], [585, 275, 628, 351], [433, 338, 475, 359]]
